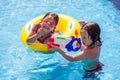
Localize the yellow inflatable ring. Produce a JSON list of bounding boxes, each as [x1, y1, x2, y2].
[[20, 14, 81, 52]]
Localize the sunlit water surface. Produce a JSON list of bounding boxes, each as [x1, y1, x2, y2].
[[0, 0, 120, 80]]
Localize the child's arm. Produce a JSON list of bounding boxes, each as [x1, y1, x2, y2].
[[75, 42, 86, 51], [52, 46, 86, 61], [26, 23, 44, 44]]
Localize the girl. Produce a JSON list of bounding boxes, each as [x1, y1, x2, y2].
[[26, 12, 59, 44], [52, 21, 104, 79]]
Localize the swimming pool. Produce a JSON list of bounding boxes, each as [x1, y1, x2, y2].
[[0, 0, 120, 80]]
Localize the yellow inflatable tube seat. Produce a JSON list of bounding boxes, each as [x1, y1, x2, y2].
[[20, 14, 81, 52]]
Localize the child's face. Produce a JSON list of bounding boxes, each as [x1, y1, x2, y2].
[[42, 15, 56, 33], [80, 29, 93, 47]]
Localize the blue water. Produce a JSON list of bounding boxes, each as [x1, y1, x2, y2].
[[0, 0, 120, 80]]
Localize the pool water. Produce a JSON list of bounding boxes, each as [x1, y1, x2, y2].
[[0, 0, 120, 80]]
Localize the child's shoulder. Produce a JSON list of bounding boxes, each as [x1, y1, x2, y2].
[[84, 47, 96, 54]]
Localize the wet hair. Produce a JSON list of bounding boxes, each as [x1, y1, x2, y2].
[[42, 12, 59, 26], [81, 22, 102, 46], [42, 12, 59, 33]]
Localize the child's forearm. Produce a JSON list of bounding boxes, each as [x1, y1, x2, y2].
[[26, 34, 40, 44], [57, 48, 75, 61]]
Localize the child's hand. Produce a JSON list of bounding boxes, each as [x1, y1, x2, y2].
[[51, 46, 60, 51], [36, 28, 44, 38], [75, 42, 86, 51], [40, 22, 50, 33], [75, 42, 81, 48]]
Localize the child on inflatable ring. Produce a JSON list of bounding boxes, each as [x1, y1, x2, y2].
[[26, 12, 59, 44]]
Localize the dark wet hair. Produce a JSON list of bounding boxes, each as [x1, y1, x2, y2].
[[42, 12, 59, 26], [81, 22, 102, 46]]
